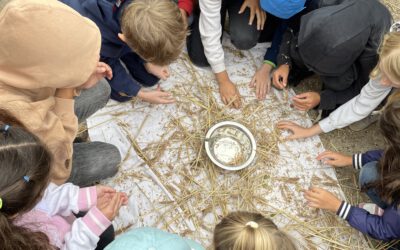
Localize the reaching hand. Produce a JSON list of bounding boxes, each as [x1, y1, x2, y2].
[[238, 0, 267, 30], [304, 187, 342, 212], [219, 79, 242, 109], [80, 62, 113, 90], [145, 63, 170, 81], [272, 64, 289, 89], [97, 192, 128, 221], [276, 121, 314, 140], [138, 85, 175, 104], [316, 151, 352, 167], [292, 92, 320, 111], [250, 63, 273, 100]]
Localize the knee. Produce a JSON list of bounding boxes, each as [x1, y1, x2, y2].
[[93, 142, 121, 179], [230, 28, 258, 50], [359, 161, 379, 187]]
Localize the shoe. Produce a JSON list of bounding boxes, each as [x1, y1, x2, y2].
[[349, 112, 380, 132]]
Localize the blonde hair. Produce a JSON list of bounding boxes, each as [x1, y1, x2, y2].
[[121, 0, 187, 66], [370, 32, 400, 84], [213, 211, 297, 250]]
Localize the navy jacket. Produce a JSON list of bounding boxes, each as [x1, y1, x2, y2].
[[61, 0, 145, 100], [336, 149, 400, 241]]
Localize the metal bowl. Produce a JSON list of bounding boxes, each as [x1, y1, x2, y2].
[[204, 121, 256, 171]]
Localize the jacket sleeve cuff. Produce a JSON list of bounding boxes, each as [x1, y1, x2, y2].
[[78, 186, 97, 211], [318, 118, 334, 133], [210, 62, 226, 74], [336, 201, 352, 220], [53, 97, 75, 116], [352, 153, 363, 170], [81, 207, 111, 236]]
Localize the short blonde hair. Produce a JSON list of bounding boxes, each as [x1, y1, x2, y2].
[[121, 0, 187, 66], [370, 32, 400, 83], [213, 211, 297, 250]]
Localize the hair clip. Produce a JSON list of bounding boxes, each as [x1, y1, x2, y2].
[[0, 124, 11, 135], [0, 198, 3, 210], [246, 221, 259, 229], [23, 175, 30, 183]]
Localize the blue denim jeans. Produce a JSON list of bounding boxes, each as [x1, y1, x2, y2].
[[359, 161, 389, 209]]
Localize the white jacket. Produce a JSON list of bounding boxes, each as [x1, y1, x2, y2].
[[319, 76, 391, 132]]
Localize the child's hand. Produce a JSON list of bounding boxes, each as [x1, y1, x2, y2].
[[80, 62, 113, 90], [316, 151, 352, 167], [272, 64, 289, 89], [144, 63, 170, 81], [96, 185, 116, 204], [250, 63, 273, 100], [277, 121, 314, 140], [238, 0, 266, 30], [97, 192, 127, 221], [292, 92, 320, 111], [138, 85, 175, 104], [216, 72, 241, 109], [304, 187, 342, 212]]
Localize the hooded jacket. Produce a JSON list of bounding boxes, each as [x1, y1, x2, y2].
[[0, 0, 101, 184]]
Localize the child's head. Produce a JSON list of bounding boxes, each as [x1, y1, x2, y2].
[[213, 211, 296, 250], [371, 31, 400, 88], [120, 0, 187, 66], [0, 109, 52, 249]]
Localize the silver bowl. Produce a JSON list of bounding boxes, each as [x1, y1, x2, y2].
[[204, 121, 256, 171]]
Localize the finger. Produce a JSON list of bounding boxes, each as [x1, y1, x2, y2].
[[156, 84, 161, 91], [292, 103, 308, 111], [160, 98, 176, 104], [261, 12, 266, 30], [307, 202, 321, 208], [238, 2, 247, 14], [316, 151, 334, 160], [255, 81, 261, 99], [276, 121, 296, 127], [273, 75, 284, 89], [292, 97, 308, 104], [249, 8, 255, 25], [222, 96, 228, 105], [260, 81, 266, 100], [294, 93, 309, 99], [165, 68, 170, 77], [256, 10, 261, 30], [249, 76, 256, 88]]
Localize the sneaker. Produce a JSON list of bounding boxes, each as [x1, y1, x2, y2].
[[349, 112, 380, 132]]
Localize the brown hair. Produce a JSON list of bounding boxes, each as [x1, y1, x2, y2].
[[121, 0, 187, 66], [0, 109, 52, 250], [365, 93, 400, 206], [213, 211, 297, 250], [370, 32, 400, 83]]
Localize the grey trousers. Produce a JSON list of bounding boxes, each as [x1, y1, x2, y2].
[[68, 79, 121, 187]]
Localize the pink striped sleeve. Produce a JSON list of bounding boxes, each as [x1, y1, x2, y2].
[[78, 186, 97, 211], [81, 207, 111, 236]]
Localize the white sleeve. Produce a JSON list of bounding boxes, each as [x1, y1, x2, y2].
[[319, 77, 391, 133], [38, 183, 97, 217], [61, 207, 111, 250], [199, 0, 225, 73]]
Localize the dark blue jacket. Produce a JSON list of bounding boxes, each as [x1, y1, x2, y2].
[[336, 149, 400, 241], [61, 0, 146, 100]]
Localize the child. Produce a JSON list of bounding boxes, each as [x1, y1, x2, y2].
[[273, 0, 391, 113], [186, 0, 278, 109], [0, 0, 120, 186], [104, 227, 204, 250], [61, 0, 189, 104], [0, 109, 128, 250], [277, 30, 400, 140], [304, 95, 400, 241], [213, 211, 297, 250]]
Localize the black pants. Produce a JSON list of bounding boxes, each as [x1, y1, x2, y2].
[[186, 0, 280, 67]]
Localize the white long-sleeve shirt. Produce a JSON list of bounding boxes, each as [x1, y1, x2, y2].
[[199, 0, 225, 73], [319, 76, 391, 132]]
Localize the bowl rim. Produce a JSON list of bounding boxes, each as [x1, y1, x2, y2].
[[204, 121, 257, 171]]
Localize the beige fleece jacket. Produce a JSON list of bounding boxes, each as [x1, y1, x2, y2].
[[0, 0, 101, 184]]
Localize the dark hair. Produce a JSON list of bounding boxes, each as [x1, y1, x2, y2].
[[366, 93, 400, 206], [0, 109, 52, 250]]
